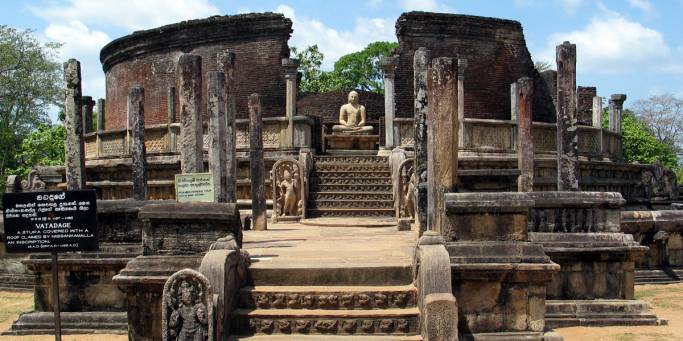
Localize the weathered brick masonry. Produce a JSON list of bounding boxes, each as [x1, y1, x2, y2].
[[100, 13, 292, 130], [394, 12, 555, 123], [577, 86, 597, 125]]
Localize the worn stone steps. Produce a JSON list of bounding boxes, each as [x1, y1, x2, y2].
[[0, 274, 34, 291], [310, 177, 393, 186], [231, 307, 419, 336], [314, 164, 391, 172], [309, 184, 393, 192], [307, 208, 395, 218], [314, 156, 389, 164], [312, 171, 392, 179], [239, 285, 417, 310], [2, 311, 128, 335], [308, 199, 394, 210], [544, 299, 665, 328], [309, 192, 393, 201], [634, 267, 683, 285]]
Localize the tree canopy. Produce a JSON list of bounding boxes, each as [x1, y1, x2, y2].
[[292, 41, 398, 94], [0, 26, 62, 180]]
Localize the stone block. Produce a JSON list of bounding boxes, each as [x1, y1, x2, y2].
[[326, 134, 379, 150], [424, 293, 459, 341], [398, 218, 411, 231]]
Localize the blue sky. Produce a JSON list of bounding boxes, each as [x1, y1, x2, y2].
[[2, 0, 682, 120]]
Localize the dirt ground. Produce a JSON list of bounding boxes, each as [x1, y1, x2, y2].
[[0, 283, 681, 340]]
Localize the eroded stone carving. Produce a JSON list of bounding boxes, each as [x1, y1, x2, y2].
[[641, 162, 679, 201], [397, 158, 416, 219], [162, 269, 213, 341], [271, 158, 306, 222]]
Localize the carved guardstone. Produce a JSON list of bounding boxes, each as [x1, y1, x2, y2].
[[271, 158, 306, 223], [162, 269, 214, 341]]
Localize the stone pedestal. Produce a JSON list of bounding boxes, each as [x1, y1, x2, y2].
[[444, 193, 559, 340], [527, 192, 659, 328], [325, 134, 379, 150]]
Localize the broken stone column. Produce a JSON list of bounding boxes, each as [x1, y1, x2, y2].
[[63, 59, 85, 190], [516, 77, 534, 192], [413, 47, 430, 234], [167, 86, 177, 153], [177, 54, 204, 174], [592, 96, 603, 128], [381, 56, 398, 149], [609, 94, 627, 134], [82, 96, 95, 134], [555, 41, 579, 191], [457, 58, 467, 147], [221, 51, 237, 203], [96, 98, 105, 132], [282, 58, 299, 147], [129, 86, 147, 201], [426, 57, 458, 234], [208, 71, 228, 203], [249, 94, 267, 231]]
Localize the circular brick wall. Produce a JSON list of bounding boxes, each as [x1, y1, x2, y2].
[[100, 13, 292, 130]]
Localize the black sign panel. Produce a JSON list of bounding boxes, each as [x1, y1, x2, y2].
[[2, 190, 98, 253]]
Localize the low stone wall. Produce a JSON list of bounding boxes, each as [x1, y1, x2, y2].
[[622, 210, 683, 269]]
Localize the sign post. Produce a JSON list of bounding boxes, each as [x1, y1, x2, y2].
[[2, 190, 98, 341], [175, 173, 214, 202]]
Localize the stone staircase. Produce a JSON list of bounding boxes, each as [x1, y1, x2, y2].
[[307, 155, 394, 217], [229, 280, 420, 339]]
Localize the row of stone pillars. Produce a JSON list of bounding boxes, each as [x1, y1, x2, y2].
[[412, 41, 628, 233], [62, 53, 271, 231]]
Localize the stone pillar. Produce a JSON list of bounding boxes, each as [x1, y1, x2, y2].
[[249, 94, 267, 231], [129, 86, 147, 201], [82, 96, 95, 134], [516, 77, 534, 192], [413, 47, 430, 234], [380, 56, 398, 149], [167, 86, 177, 153], [63, 59, 85, 190], [457, 58, 467, 146], [282, 58, 299, 147], [208, 71, 228, 203], [555, 41, 579, 191], [609, 94, 627, 134], [177, 54, 204, 174], [96, 98, 105, 132], [426, 57, 458, 234], [510, 82, 518, 121], [221, 51, 237, 203], [592, 96, 603, 128]]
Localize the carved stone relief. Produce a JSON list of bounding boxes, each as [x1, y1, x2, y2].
[[271, 158, 306, 222], [162, 269, 214, 341]]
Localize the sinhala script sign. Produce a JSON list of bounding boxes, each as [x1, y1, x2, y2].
[[175, 173, 214, 203]]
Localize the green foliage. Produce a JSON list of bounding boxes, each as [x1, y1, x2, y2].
[[534, 61, 552, 72], [7, 123, 65, 177], [292, 41, 399, 94], [0, 25, 63, 180], [605, 109, 679, 170]]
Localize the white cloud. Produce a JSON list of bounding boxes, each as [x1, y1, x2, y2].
[[399, 0, 453, 12], [536, 13, 672, 74], [366, 0, 383, 8], [628, 0, 657, 16], [31, 0, 219, 31], [558, 0, 584, 14], [275, 5, 396, 69]]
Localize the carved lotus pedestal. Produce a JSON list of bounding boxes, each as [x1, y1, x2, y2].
[[325, 134, 379, 150], [444, 193, 560, 341]]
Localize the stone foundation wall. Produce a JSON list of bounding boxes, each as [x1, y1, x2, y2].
[[100, 13, 292, 129]]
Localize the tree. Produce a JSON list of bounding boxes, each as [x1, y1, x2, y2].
[[606, 109, 679, 171], [292, 41, 399, 94], [0, 26, 62, 180], [7, 122, 65, 177], [534, 61, 553, 72], [631, 94, 683, 153]]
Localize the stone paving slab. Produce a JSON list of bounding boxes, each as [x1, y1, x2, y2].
[[242, 222, 417, 270]]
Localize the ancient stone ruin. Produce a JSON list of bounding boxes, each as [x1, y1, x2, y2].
[[1, 10, 682, 341]]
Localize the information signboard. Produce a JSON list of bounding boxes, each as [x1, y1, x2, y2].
[[2, 190, 98, 253], [175, 173, 214, 202]]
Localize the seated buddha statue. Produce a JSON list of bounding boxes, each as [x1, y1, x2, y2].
[[332, 90, 374, 134]]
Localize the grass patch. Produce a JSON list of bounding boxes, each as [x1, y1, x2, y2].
[[0, 291, 33, 325]]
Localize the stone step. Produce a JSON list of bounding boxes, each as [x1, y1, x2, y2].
[[3, 311, 128, 335], [231, 307, 420, 336], [310, 192, 393, 201], [0, 274, 34, 291], [239, 285, 417, 310], [307, 208, 395, 218], [544, 299, 665, 328], [310, 178, 393, 186], [314, 163, 391, 172], [228, 335, 423, 340], [634, 267, 683, 285], [310, 184, 394, 193], [308, 200, 394, 210], [312, 171, 392, 179], [250, 263, 412, 286], [314, 156, 389, 165]]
